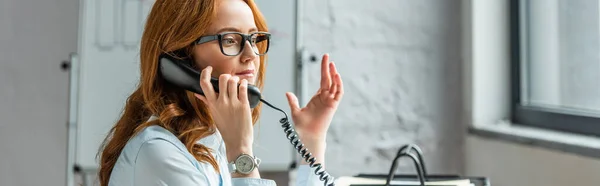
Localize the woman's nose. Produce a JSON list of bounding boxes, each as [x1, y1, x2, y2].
[[240, 41, 257, 63]]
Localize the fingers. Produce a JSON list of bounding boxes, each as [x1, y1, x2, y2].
[[328, 62, 337, 95], [218, 74, 231, 101], [320, 54, 331, 92], [239, 79, 249, 105], [286, 92, 300, 113], [332, 63, 344, 101], [195, 93, 208, 104], [334, 74, 344, 100], [228, 76, 240, 102], [199, 66, 216, 101]]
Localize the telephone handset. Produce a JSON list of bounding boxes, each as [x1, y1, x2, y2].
[[158, 54, 335, 186], [158, 55, 262, 108]]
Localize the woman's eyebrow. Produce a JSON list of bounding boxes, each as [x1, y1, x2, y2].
[[216, 27, 240, 33], [215, 27, 259, 33]]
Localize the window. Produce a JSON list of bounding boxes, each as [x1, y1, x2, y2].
[[512, 0, 600, 136]]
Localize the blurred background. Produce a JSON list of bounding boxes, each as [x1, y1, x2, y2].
[[2, 0, 600, 186]]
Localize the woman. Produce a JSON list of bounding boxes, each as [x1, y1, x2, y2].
[[97, 0, 344, 185]]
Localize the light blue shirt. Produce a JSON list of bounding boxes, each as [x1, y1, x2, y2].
[[108, 117, 323, 186]]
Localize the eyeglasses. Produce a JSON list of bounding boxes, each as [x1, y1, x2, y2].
[[194, 32, 271, 56]]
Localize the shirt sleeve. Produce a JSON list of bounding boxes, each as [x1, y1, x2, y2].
[[231, 177, 277, 186], [296, 165, 328, 186], [133, 139, 214, 186]]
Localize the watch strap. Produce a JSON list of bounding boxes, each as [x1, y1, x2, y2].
[[227, 162, 237, 173]]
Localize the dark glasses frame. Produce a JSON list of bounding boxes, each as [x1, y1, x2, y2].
[[194, 31, 271, 56]]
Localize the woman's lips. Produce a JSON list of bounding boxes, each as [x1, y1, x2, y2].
[[235, 70, 255, 77]]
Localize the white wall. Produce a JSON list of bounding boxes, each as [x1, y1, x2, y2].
[[301, 0, 465, 177], [0, 0, 79, 185]]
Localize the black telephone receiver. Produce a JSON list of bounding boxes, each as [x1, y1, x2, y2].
[[158, 54, 262, 108]]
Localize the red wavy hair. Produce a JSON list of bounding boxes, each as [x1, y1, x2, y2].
[[97, 0, 268, 185]]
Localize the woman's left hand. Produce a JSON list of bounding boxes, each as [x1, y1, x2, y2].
[[286, 54, 344, 164]]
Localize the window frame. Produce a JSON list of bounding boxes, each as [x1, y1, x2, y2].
[[511, 0, 600, 137]]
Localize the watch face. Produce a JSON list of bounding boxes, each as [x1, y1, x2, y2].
[[235, 155, 255, 174]]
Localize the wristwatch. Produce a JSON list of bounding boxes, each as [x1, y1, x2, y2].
[[228, 154, 261, 175]]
